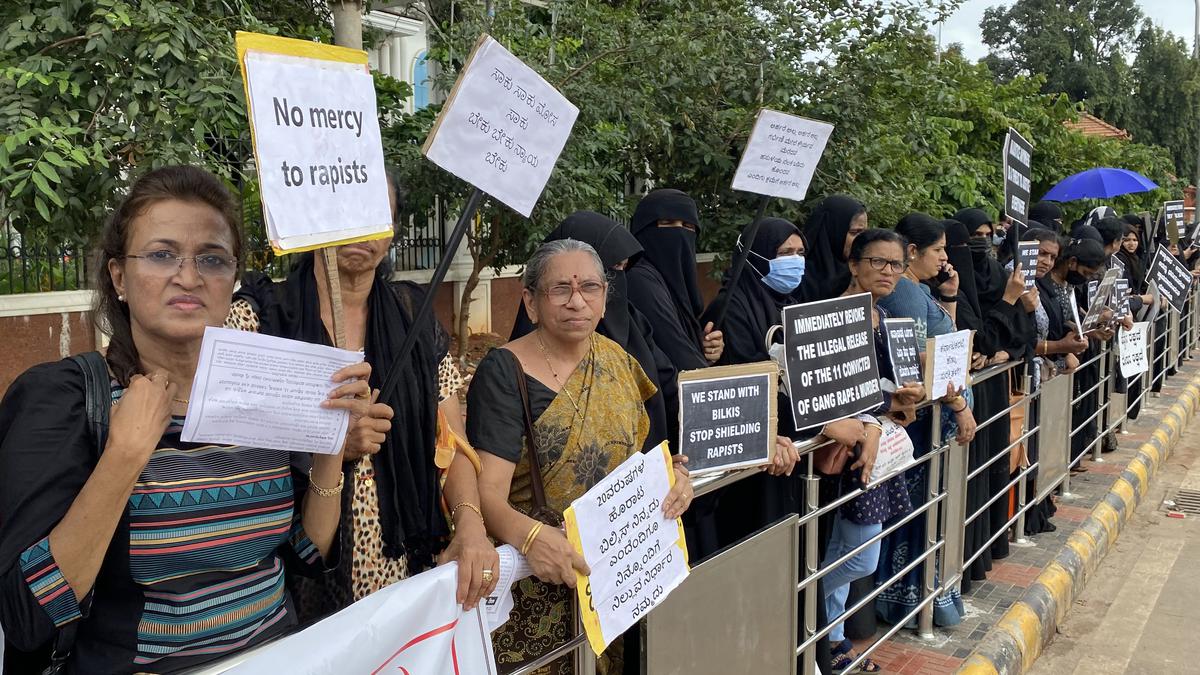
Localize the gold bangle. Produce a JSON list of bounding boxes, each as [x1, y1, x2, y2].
[[307, 468, 344, 498], [521, 522, 543, 556], [451, 502, 483, 523]]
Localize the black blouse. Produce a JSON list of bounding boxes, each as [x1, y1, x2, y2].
[[466, 349, 556, 463]]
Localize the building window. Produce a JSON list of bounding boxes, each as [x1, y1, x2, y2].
[[412, 50, 430, 111]]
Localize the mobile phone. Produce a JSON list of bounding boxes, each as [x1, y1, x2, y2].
[[934, 266, 953, 286]]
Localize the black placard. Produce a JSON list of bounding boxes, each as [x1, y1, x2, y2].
[[883, 318, 921, 385], [678, 364, 776, 475], [1149, 246, 1193, 314], [1003, 128, 1033, 225], [782, 293, 882, 430], [1113, 277, 1130, 319], [1165, 200, 1187, 241], [1016, 241, 1039, 291]]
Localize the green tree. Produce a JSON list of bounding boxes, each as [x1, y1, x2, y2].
[[1125, 22, 1200, 185], [980, 0, 1142, 127]]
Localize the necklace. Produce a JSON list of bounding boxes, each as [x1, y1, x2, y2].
[[536, 331, 583, 415], [173, 397, 189, 405]]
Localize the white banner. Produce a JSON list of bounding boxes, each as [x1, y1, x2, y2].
[[201, 563, 498, 674], [731, 109, 833, 201], [1119, 321, 1150, 378]]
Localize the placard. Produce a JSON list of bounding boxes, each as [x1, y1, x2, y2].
[[870, 417, 917, 483], [781, 293, 883, 430], [678, 362, 778, 475], [731, 109, 833, 200], [883, 317, 922, 385], [1164, 200, 1187, 241], [1148, 246, 1193, 313], [1003, 127, 1034, 225], [1080, 268, 1120, 331], [564, 442, 689, 656], [1086, 280, 1099, 306], [423, 35, 579, 217], [1118, 321, 1150, 378], [924, 329, 973, 398], [1016, 240, 1039, 291], [1113, 277, 1131, 320], [1068, 291, 1083, 333], [236, 33, 393, 253]]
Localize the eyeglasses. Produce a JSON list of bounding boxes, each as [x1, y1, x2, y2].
[[860, 257, 907, 273], [539, 280, 607, 305], [122, 251, 238, 278]]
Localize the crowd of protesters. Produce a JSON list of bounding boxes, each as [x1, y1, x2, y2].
[[1, 164, 1194, 675]]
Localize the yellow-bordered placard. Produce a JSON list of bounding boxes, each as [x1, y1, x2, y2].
[[563, 442, 690, 656], [234, 31, 393, 255]]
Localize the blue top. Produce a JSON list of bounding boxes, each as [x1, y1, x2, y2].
[[877, 277, 955, 344]]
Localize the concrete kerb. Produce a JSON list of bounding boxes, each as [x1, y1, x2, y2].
[[957, 373, 1200, 675]]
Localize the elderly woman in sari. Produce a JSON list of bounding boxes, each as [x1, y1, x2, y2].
[[470, 239, 694, 674]]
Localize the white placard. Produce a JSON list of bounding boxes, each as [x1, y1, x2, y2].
[[565, 442, 689, 655], [181, 327, 364, 454], [731, 109, 833, 200], [869, 417, 916, 483], [423, 35, 579, 217], [199, 563, 497, 674], [243, 50, 392, 252], [482, 544, 533, 632], [924, 329, 973, 398], [1119, 322, 1150, 378]]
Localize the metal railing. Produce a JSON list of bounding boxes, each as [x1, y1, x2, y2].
[[508, 282, 1200, 675]]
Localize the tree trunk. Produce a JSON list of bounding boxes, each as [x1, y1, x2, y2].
[[328, 1, 363, 49], [454, 215, 500, 363]]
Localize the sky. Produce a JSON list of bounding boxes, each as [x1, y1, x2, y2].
[[936, 0, 1197, 62]]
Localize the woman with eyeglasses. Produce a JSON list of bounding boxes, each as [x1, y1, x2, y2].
[[874, 213, 974, 629], [229, 172, 498, 623], [0, 167, 378, 673], [469, 239, 694, 674]]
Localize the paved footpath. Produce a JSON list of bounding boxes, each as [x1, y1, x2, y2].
[[849, 359, 1200, 675]]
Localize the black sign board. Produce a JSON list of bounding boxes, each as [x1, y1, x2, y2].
[[1003, 128, 1033, 225], [883, 318, 921, 386], [1113, 277, 1130, 320], [1016, 241, 1039, 291], [1149, 246, 1193, 314], [1087, 280, 1099, 307], [1081, 269, 1120, 331], [1165, 200, 1186, 243], [782, 293, 882, 430], [678, 362, 777, 475]]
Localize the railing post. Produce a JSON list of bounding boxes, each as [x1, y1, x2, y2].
[[802, 455, 820, 674], [1092, 344, 1108, 463], [1014, 373, 1033, 546], [918, 403, 943, 639]]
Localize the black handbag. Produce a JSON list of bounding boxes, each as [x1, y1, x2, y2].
[[39, 352, 110, 675]]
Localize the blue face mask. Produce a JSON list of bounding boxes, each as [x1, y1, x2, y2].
[[762, 254, 806, 293]]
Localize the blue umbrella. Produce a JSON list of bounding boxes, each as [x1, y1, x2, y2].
[[1040, 167, 1158, 201]]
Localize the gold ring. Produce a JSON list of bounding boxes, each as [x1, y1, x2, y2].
[[482, 569, 494, 583]]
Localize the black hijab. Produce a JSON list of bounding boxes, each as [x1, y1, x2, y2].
[[801, 194, 865, 300], [943, 219, 982, 321], [954, 208, 1008, 308], [1029, 201, 1064, 232], [1117, 214, 1147, 291], [702, 218, 805, 365], [237, 253, 447, 568], [510, 212, 675, 450], [631, 188, 705, 321]]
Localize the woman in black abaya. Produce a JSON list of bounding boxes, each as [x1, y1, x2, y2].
[[626, 189, 723, 371], [799, 194, 868, 300]]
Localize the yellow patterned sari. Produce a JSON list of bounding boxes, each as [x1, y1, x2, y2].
[[494, 335, 656, 675]]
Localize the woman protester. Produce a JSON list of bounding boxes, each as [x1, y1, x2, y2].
[[1115, 223, 1153, 420], [1015, 227, 1063, 535], [1029, 201, 1065, 234], [231, 174, 498, 620], [626, 189, 724, 371], [0, 166, 382, 673], [470, 239, 695, 674], [1035, 233, 1105, 470], [943, 216, 1027, 585], [821, 229, 921, 674], [875, 213, 974, 628]]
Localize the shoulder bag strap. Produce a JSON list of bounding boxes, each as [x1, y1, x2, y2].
[[508, 352, 559, 525], [45, 353, 110, 673]]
